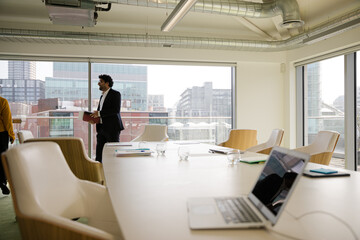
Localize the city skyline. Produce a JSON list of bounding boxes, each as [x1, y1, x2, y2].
[[0, 61, 232, 109]]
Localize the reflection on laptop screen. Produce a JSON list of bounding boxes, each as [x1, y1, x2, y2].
[[251, 149, 306, 216]]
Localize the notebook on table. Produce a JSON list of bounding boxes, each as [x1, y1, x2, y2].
[[187, 147, 310, 229], [209, 146, 244, 154]]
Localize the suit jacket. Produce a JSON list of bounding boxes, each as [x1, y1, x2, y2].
[[96, 88, 124, 133]]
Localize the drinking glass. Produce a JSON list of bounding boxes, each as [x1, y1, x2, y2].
[[178, 147, 190, 161], [156, 143, 167, 155], [138, 141, 147, 149], [226, 149, 241, 164]]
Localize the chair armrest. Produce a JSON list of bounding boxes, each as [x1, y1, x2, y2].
[[246, 143, 267, 153], [79, 181, 123, 239], [17, 213, 115, 240], [256, 147, 273, 155], [309, 152, 334, 165], [80, 157, 106, 185]]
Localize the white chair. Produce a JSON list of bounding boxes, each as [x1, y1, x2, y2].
[[17, 130, 34, 143], [131, 124, 169, 142], [25, 137, 106, 185], [294, 130, 340, 165], [2, 142, 124, 240], [246, 129, 284, 155]]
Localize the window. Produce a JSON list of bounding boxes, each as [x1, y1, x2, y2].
[[304, 57, 345, 154], [1, 60, 234, 159], [299, 52, 359, 170]]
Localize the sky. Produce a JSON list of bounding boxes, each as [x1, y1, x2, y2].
[[319, 56, 345, 105]]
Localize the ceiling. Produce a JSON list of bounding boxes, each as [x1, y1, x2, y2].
[[0, 0, 359, 51]]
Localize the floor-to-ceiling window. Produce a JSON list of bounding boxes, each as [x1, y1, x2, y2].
[[304, 56, 345, 155], [0, 60, 234, 158], [298, 51, 359, 170], [356, 51, 360, 169]]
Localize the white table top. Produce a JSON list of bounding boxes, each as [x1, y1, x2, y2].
[[103, 142, 360, 240]]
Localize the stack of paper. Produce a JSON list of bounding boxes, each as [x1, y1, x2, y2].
[[115, 148, 153, 157]]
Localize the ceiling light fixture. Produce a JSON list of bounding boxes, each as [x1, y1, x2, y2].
[[161, 0, 197, 32]]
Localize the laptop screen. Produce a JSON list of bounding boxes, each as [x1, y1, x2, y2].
[[248, 147, 309, 225]]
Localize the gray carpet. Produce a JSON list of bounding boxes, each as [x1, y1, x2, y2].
[[0, 191, 21, 240]]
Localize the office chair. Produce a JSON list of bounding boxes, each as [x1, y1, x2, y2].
[[2, 142, 124, 240], [218, 129, 257, 150], [246, 129, 284, 154], [131, 124, 169, 142], [17, 130, 34, 143], [25, 137, 105, 185], [294, 130, 340, 165]]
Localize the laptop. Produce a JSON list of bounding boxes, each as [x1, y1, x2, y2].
[[187, 146, 310, 229]]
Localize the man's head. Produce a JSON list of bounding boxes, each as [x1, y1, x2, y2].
[[98, 74, 113, 92]]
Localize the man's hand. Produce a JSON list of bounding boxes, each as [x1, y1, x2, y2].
[[90, 111, 100, 118], [10, 137, 14, 144]]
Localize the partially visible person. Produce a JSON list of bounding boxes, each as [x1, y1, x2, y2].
[[90, 74, 124, 163], [0, 96, 15, 195]]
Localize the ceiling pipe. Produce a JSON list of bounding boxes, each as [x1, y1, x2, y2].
[[0, 8, 359, 52], [93, 0, 304, 28]]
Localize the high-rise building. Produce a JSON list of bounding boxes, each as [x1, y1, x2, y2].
[[45, 62, 148, 111], [148, 94, 165, 111], [307, 62, 322, 138], [0, 61, 45, 104], [176, 82, 231, 119]]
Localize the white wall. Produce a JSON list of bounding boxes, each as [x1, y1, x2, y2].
[[236, 62, 285, 144]]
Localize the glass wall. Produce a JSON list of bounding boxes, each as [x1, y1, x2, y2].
[[357, 51, 360, 170], [304, 56, 345, 155], [299, 52, 360, 170], [0, 60, 233, 158]]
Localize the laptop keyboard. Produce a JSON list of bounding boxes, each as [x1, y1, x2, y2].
[[215, 197, 262, 224]]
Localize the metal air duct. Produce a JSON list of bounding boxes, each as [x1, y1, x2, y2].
[[0, 8, 359, 51], [93, 0, 304, 28]]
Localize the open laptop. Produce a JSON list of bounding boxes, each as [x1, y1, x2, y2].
[[187, 146, 310, 229]]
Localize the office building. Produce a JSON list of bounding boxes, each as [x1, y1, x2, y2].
[[176, 82, 231, 119], [0, 61, 45, 104], [148, 94, 165, 112], [46, 62, 148, 111]]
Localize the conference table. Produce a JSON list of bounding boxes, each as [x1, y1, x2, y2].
[[102, 142, 360, 240]]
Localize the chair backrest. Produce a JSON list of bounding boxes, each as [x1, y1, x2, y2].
[[302, 130, 340, 153], [220, 129, 257, 150], [295, 130, 340, 165], [266, 128, 284, 148], [17, 130, 34, 143], [24, 137, 105, 185], [131, 124, 169, 142], [246, 128, 284, 154], [2, 142, 120, 240], [3, 142, 82, 218]]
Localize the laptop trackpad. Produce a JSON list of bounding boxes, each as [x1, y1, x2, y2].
[[191, 205, 216, 215]]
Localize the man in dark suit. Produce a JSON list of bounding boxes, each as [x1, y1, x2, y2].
[[90, 74, 124, 163]]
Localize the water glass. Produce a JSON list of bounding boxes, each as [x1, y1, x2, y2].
[[226, 149, 241, 164], [178, 146, 190, 161], [138, 141, 147, 149], [156, 143, 167, 155]]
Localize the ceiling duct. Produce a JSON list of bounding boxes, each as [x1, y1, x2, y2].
[[45, 0, 96, 27], [93, 0, 304, 28], [0, 8, 359, 51], [45, 0, 111, 27]]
